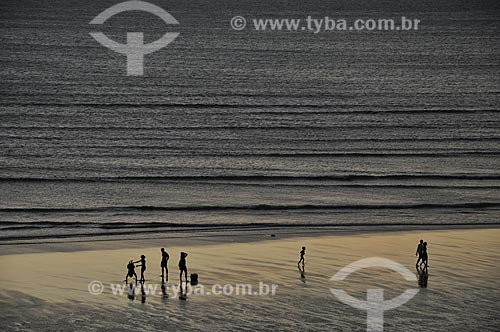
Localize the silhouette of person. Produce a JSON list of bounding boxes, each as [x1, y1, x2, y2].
[[298, 246, 306, 266], [134, 255, 146, 283], [160, 248, 170, 280], [415, 240, 424, 267], [179, 252, 188, 283], [126, 260, 138, 285], [421, 242, 429, 267]]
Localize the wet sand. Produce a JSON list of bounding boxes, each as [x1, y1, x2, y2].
[[1, 228, 499, 331]]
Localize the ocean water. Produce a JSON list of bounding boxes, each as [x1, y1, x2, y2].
[[1, 0, 500, 243]]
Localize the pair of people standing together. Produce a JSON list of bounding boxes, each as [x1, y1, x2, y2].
[[126, 255, 146, 284], [416, 240, 429, 267], [160, 248, 189, 282]]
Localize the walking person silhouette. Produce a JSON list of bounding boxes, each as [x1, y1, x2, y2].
[[421, 242, 429, 267], [298, 246, 306, 266], [415, 240, 424, 267]]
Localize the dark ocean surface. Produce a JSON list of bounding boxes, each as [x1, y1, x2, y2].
[[1, 0, 499, 243]]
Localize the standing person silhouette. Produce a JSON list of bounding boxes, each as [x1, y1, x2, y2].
[[178, 252, 188, 283], [160, 248, 169, 280], [134, 255, 146, 283], [126, 260, 138, 285], [421, 242, 429, 267], [415, 240, 424, 267], [298, 246, 306, 266]]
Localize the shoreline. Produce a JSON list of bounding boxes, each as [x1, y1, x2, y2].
[[1, 223, 499, 255]]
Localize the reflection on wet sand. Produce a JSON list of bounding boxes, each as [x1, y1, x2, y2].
[[298, 263, 306, 283], [127, 283, 135, 300], [161, 278, 168, 297], [416, 266, 429, 288], [178, 282, 187, 301]]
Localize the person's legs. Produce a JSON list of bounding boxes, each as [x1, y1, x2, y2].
[[422, 254, 428, 267], [416, 255, 421, 266]]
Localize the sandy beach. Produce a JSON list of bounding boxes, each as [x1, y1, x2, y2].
[[1, 227, 499, 331]]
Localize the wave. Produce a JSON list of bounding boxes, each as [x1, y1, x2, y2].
[[0, 221, 282, 231], [3, 136, 500, 143], [0, 100, 495, 108], [1, 101, 498, 113], [3, 124, 499, 130], [1, 221, 499, 243], [1, 220, 500, 231], [1, 202, 499, 214], [1, 174, 500, 183], [2, 152, 500, 158]]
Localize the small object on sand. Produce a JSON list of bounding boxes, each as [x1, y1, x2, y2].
[[190, 273, 198, 285]]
